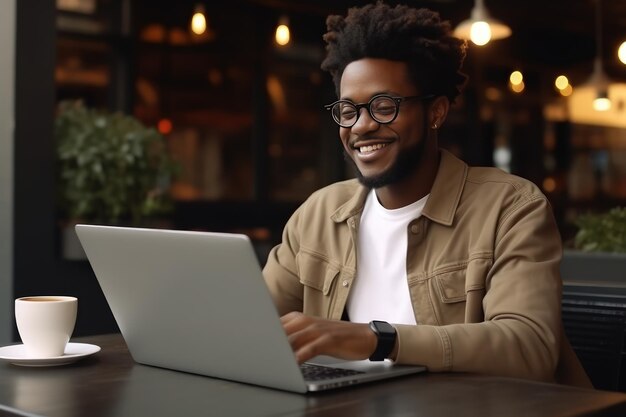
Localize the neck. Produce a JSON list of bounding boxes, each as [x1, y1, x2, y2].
[[374, 147, 440, 210]]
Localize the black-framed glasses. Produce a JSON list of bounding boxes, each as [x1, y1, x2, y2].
[[324, 93, 435, 128]]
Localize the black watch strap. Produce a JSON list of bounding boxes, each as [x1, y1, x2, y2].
[[369, 320, 397, 361]]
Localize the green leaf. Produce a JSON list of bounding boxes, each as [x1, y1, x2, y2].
[[574, 207, 626, 253], [55, 100, 177, 224]]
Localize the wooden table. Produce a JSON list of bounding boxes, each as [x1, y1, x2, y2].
[[1, 334, 626, 417]]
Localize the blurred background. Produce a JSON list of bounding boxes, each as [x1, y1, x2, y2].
[[54, 0, 626, 240], [2, 0, 626, 339]]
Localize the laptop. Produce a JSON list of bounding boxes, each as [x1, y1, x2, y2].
[[75, 224, 426, 393]]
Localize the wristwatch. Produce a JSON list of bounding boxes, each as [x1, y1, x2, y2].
[[368, 320, 397, 361]]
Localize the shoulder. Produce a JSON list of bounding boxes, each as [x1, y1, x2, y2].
[[466, 166, 542, 196], [283, 178, 363, 230], [432, 150, 550, 225], [299, 178, 362, 212], [460, 166, 555, 236], [464, 166, 547, 208], [280, 179, 364, 251]]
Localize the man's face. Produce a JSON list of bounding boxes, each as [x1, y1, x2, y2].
[[339, 58, 429, 189]]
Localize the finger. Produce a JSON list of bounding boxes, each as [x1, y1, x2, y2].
[[287, 320, 324, 351], [280, 311, 302, 325], [281, 312, 313, 336], [297, 322, 376, 363], [294, 333, 333, 364]]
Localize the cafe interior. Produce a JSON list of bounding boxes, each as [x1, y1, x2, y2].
[[2, 0, 626, 405]]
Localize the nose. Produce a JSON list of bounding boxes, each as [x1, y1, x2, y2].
[[350, 107, 379, 134]]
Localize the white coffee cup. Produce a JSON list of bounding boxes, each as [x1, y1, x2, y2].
[[15, 296, 78, 358]]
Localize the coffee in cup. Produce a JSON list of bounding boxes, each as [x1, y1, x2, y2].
[[15, 296, 78, 358]]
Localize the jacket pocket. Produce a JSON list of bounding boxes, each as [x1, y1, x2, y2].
[[431, 257, 490, 324], [434, 267, 467, 304], [297, 252, 340, 295], [430, 266, 467, 324], [296, 251, 341, 317], [434, 257, 491, 303]]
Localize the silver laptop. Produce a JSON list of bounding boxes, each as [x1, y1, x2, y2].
[[75, 224, 425, 393]]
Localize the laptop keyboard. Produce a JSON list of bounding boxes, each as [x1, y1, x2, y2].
[[300, 363, 366, 381]]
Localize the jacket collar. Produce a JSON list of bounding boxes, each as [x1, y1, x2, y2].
[[330, 182, 369, 223], [331, 149, 468, 226], [421, 149, 467, 226]]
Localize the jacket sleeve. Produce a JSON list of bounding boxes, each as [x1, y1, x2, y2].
[[394, 195, 562, 383], [263, 205, 305, 316]]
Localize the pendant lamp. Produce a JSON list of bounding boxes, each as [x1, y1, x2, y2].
[[454, 0, 511, 46], [587, 0, 611, 111]]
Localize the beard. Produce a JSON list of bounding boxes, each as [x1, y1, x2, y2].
[[344, 132, 428, 189]]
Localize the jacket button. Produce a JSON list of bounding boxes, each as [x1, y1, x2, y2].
[[410, 224, 420, 234], [342, 280, 350, 288]]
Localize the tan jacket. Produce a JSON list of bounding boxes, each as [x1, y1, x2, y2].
[[263, 149, 591, 388]]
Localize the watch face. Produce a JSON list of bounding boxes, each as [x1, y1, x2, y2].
[[372, 320, 396, 336], [369, 320, 397, 361]]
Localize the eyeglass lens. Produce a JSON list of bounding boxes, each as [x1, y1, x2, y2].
[[332, 96, 398, 127]]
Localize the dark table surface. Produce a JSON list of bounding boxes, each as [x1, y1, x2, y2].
[[1, 334, 626, 417]]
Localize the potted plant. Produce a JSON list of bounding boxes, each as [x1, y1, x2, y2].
[[55, 100, 176, 259], [561, 207, 626, 284]]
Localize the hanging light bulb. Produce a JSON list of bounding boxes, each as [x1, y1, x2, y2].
[[555, 75, 569, 91], [509, 70, 523, 86], [508, 70, 524, 93], [593, 90, 611, 111], [586, 0, 611, 111], [454, 0, 511, 46], [555, 75, 573, 97], [568, 3, 626, 127], [191, 4, 207, 35], [619, 41, 626, 65], [275, 16, 290, 46], [587, 58, 612, 111], [470, 21, 491, 46]]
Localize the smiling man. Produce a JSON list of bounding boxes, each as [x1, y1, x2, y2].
[[263, 2, 591, 387]]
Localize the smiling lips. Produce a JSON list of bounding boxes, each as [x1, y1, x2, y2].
[[352, 140, 392, 157], [358, 143, 388, 154]]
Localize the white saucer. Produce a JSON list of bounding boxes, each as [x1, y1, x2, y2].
[[0, 343, 101, 367]]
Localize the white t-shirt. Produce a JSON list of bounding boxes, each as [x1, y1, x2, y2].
[[346, 189, 429, 325]]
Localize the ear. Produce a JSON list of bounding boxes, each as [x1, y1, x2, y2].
[[429, 96, 450, 130]]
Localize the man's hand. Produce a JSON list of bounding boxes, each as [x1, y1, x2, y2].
[[280, 312, 378, 364]]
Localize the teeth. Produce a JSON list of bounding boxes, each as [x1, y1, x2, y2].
[[359, 143, 387, 153]]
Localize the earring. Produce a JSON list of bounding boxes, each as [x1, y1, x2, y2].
[[432, 122, 438, 129]]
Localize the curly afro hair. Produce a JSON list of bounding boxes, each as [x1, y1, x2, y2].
[[321, 2, 468, 103]]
